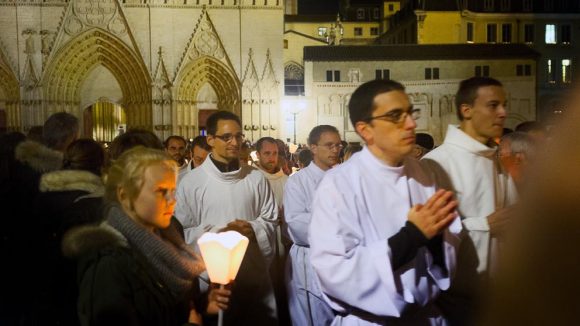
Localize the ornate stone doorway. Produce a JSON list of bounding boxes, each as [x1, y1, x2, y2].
[[83, 99, 126, 142]]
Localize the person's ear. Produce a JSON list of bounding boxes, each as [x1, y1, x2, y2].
[[355, 121, 372, 144], [117, 186, 132, 212], [460, 104, 473, 120]]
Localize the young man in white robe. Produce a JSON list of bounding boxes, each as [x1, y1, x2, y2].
[[423, 77, 518, 274], [175, 111, 279, 325], [285, 125, 342, 326], [309, 80, 463, 325]]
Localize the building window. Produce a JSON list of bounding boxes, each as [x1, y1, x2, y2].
[[354, 27, 363, 36], [516, 64, 532, 76], [467, 22, 474, 43], [544, 0, 553, 11], [318, 27, 327, 37], [425, 67, 439, 80], [357, 8, 365, 19], [487, 24, 497, 43], [284, 63, 304, 95], [561, 24, 571, 44], [547, 59, 556, 83], [475, 65, 490, 77], [375, 69, 390, 80], [500, 0, 510, 11], [502, 24, 512, 43], [524, 24, 535, 43], [562, 59, 572, 83], [484, 0, 494, 11], [389, 4, 394, 11], [523, 0, 532, 11], [283, 39, 288, 49], [370, 27, 379, 36], [326, 70, 341, 82], [373, 8, 380, 19], [545, 24, 556, 44]]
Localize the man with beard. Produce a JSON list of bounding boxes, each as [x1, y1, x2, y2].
[[253, 136, 290, 324], [284, 125, 342, 326], [189, 135, 211, 170], [164, 135, 188, 182], [175, 111, 279, 325]]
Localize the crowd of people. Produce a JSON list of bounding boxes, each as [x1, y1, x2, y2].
[[0, 75, 573, 326]]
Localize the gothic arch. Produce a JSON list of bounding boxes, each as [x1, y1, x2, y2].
[[43, 28, 151, 129], [173, 56, 240, 137], [0, 50, 20, 132]]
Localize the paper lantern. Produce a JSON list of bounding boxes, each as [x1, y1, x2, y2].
[[197, 231, 249, 285]]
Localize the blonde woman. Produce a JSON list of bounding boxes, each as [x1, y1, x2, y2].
[[64, 147, 229, 325]]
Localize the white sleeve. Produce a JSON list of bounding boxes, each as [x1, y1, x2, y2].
[[174, 178, 207, 246], [283, 175, 311, 246], [247, 175, 278, 263], [309, 178, 403, 317]]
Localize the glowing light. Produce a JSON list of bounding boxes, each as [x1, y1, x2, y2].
[[197, 231, 249, 285]]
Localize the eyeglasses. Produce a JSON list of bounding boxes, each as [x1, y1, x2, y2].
[[316, 143, 344, 151], [364, 107, 421, 125], [213, 133, 245, 143]]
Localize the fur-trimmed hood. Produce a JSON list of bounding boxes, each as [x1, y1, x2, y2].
[[15, 140, 63, 173], [40, 170, 104, 196], [62, 223, 128, 259]]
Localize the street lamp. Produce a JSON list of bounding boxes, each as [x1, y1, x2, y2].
[[282, 97, 308, 145]]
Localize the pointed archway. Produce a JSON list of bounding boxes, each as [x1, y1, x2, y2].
[[42, 28, 151, 129], [174, 56, 240, 138], [0, 49, 20, 132]]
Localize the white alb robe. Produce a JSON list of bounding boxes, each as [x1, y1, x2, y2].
[[284, 162, 334, 326], [422, 125, 517, 273], [309, 147, 462, 325], [174, 156, 279, 323]]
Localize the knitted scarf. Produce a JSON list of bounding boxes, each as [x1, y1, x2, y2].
[[107, 205, 205, 299]]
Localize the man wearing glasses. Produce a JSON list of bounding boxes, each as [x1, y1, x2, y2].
[[309, 80, 462, 324], [284, 125, 342, 326], [175, 110, 279, 324]]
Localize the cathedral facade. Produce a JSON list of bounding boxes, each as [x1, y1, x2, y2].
[[0, 0, 284, 142]]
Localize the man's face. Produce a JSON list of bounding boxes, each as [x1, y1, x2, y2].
[[166, 138, 186, 165], [356, 90, 417, 166], [191, 145, 209, 168], [207, 119, 242, 163], [462, 85, 507, 143], [311, 131, 342, 170], [257, 141, 279, 173]]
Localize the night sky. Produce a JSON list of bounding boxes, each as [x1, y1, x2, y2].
[[298, 0, 340, 14]]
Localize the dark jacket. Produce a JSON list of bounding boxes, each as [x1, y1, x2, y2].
[[63, 224, 196, 326], [0, 141, 63, 325], [30, 170, 105, 325]]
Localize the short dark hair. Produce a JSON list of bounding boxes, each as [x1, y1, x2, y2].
[[256, 137, 277, 152], [63, 138, 105, 176], [348, 79, 405, 127], [206, 111, 241, 136], [455, 77, 503, 121], [164, 135, 186, 148], [308, 125, 340, 146], [190, 136, 211, 152], [298, 149, 313, 166], [109, 129, 163, 160], [416, 133, 435, 150], [43, 112, 79, 150]]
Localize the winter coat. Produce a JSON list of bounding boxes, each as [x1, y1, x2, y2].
[[29, 170, 105, 326], [0, 141, 63, 325], [63, 224, 197, 326]]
